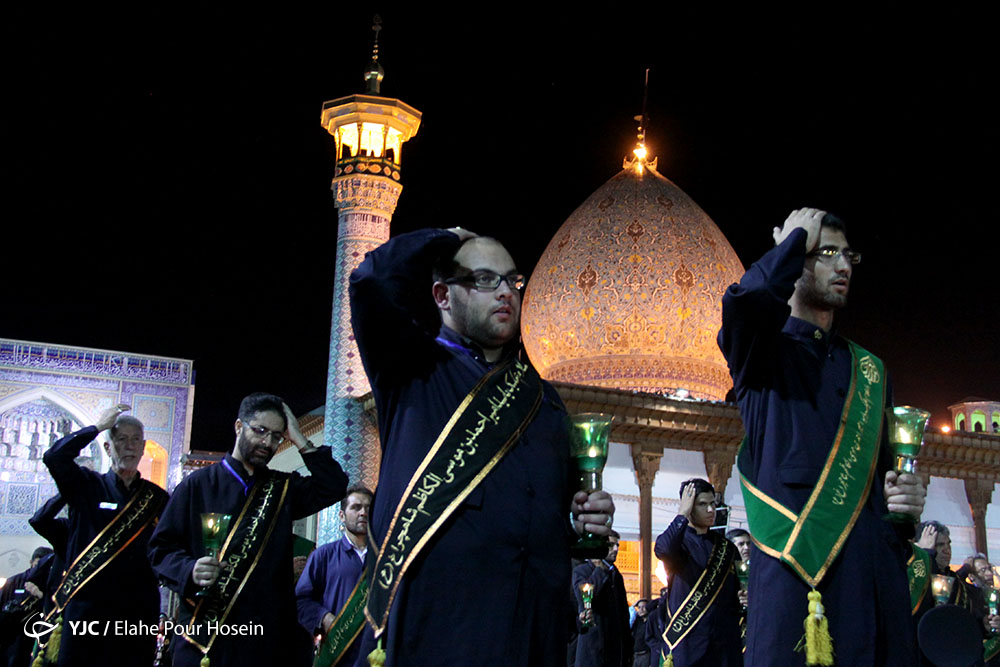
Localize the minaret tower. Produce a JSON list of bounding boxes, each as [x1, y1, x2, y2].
[[319, 17, 421, 543]]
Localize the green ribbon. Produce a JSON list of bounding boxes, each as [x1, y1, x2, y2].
[[313, 576, 368, 667], [907, 546, 931, 615], [738, 341, 885, 587]]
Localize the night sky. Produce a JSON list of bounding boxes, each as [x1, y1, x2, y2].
[[6, 6, 998, 452]]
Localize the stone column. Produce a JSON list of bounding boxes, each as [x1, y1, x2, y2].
[[703, 448, 737, 498], [964, 477, 995, 559], [631, 445, 663, 600]]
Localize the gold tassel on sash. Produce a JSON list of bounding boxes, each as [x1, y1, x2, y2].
[[367, 637, 385, 666], [663, 651, 674, 667], [799, 590, 833, 666], [200, 655, 210, 667]]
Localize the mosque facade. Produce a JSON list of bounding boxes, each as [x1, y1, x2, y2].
[[0, 338, 192, 578]]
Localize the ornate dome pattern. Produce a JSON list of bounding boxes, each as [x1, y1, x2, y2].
[[521, 165, 745, 400]]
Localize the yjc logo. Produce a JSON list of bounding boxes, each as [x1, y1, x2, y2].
[[23, 613, 57, 647]]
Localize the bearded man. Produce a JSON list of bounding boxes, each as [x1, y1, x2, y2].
[[148, 393, 347, 667]]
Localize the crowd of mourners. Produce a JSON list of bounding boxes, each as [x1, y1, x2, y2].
[[0, 211, 997, 667]]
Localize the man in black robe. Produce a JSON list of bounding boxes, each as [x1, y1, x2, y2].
[[573, 531, 632, 667], [350, 228, 615, 666], [42, 405, 168, 667], [148, 393, 347, 667]]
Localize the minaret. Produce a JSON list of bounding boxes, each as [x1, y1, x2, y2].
[[319, 17, 421, 544]]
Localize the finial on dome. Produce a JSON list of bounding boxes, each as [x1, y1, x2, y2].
[[364, 15, 385, 94], [623, 68, 658, 173]]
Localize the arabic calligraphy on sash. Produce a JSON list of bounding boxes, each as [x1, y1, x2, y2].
[[376, 360, 528, 590]]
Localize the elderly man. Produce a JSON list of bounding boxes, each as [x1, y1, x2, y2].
[[295, 484, 373, 667], [41, 404, 168, 666], [350, 228, 615, 666], [720, 208, 927, 666], [148, 393, 347, 667]]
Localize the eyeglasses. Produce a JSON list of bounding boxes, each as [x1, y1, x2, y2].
[[445, 270, 526, 292], [244, 424, 285, 444], [807, 247, 862, 265]]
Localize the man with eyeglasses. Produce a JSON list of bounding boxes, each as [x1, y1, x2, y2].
[[148, 392, 348, 667], [349, 228, 615, 666], [719, 208, 926, 666]]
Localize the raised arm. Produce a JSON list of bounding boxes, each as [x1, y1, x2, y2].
[[349, 228, 464, 382], [718, 210, 821, 389], [42, 404, 128, 504]]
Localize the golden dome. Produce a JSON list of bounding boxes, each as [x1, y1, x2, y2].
[[521, 163, 744, 400]]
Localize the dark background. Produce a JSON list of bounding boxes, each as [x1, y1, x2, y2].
[[6, 6, 998, 451]]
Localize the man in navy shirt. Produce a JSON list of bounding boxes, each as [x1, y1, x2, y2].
[[295, 484, 372, 666], [654, 478, 742, 666], [350, 228, 615, 666], [719, 208, 926, 666]]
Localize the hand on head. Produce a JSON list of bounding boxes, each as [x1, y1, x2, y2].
[[773, 208, 826, 251]]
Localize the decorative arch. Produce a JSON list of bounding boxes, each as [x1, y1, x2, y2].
[[0, 387, 109, 470], [971, 410, 987, 433], [956, 414, 966, 431]]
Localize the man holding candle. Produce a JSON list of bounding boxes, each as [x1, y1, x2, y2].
[[572, 531, 632, 667], [719, 208, 927, 666], [148, 393, 347, 667], [350, 228, 615, 666]]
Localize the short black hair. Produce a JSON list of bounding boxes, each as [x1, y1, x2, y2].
[[820, 211, 847, 236], [917, 520, 950, 537], [238, 393, 287, 430], [679, 478, 715, 498], [31, 546, 53, 561], [726, 528, 750, 541], [341, 485, 374, 511]]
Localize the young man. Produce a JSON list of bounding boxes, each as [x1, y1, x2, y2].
[[572, 531, 632, 667], [719, 208, 926, 666], [349, 228, 615, 666], [295, 485, 373, 666], [653, 478, 742, 666], [148, 393, 347, 667], [42, 404, 168, 666]]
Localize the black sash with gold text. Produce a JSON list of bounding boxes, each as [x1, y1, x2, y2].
[[661, 532, 738, 663], [181, 475, 290, 659], [365, 357, 543, 637], [52, 481, 165, 613]]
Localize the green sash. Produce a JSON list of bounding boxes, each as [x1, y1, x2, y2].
[[313, 575, 368, 667], [660, 532, 738, 664], [52, 481, 166, 613], [365, 357, 543, 636], [181, 475, 290, 659], [985, 635, 1000, 662], [738, 341, 885, 587], [907, 546, 931, 615]]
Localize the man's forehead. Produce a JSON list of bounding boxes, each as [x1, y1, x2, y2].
[[454, 238, 516, 272], [818, 227, 851, 249], [249, 410, 284, 427], [347, 492, 372, 505]]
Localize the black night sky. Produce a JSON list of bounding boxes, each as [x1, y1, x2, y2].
[[6, 6, 998, 451]]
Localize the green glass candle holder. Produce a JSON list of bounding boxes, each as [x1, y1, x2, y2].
[[196, 512, 232, 597], [931, 574, 954, 607], [885, 406, 930, 523], [568, 413, 612, 559]]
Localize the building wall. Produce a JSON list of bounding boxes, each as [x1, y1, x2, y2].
[[0, 339, 193, 578]]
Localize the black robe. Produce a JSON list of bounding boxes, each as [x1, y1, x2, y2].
[[148, 450, 346, 667]]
